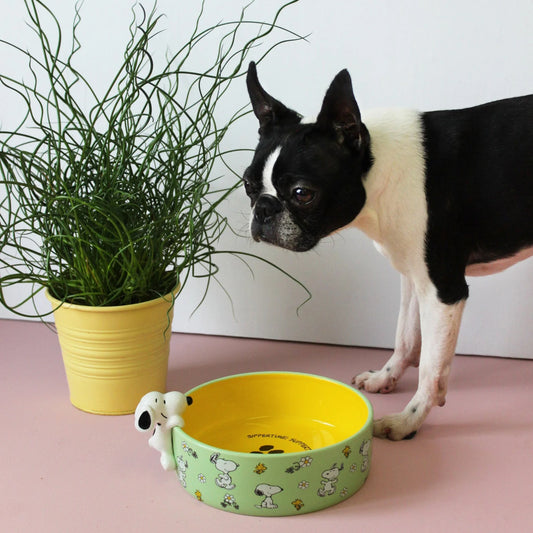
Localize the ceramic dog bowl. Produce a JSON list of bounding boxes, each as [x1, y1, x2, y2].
[[173, 372, 373, 516]]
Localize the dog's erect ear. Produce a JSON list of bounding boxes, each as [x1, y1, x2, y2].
[[316, 69, 363, 149], [246, 62, 301, 133]]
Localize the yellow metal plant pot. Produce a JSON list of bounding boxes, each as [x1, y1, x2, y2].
[[46, 288, 178, 415]]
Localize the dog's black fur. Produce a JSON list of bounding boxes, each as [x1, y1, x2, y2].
[[422, 97, 533, 304]]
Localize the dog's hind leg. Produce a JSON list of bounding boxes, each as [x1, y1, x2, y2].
[[353, 275, 421, 393], [373, 285, 466, 440]]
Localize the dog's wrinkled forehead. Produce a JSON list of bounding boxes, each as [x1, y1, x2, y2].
[[245, 126, 297, 179], [246, 123, 344, 195]]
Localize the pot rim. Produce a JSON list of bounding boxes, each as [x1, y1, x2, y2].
[[45, 284, 180, 313]]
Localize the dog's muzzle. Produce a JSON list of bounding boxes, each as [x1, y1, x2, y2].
[[250, 193, 318, 251], [254, 194, 282, 224], [251, 194, 283, 242]]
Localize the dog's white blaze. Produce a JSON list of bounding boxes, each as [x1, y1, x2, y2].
[[261, 145, 282, 197]]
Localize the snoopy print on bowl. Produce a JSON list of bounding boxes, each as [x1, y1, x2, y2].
[[210, 453, 239, 490]]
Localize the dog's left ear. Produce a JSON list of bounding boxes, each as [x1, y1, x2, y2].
[[316, 69, 364, 149]]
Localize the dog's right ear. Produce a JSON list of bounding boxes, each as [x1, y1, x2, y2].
[[316, 69, 365, 150], [246, 62, 301, 133]]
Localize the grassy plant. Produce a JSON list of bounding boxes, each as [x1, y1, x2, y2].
[[0, 0, 304, 315]]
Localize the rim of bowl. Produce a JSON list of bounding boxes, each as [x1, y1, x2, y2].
[[174, 371, 374, 459]]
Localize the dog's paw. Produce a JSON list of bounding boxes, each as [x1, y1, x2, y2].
[[352, 369, 398, 394], [373, 412, 421, 441]]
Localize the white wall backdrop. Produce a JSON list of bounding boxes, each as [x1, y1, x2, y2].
[[1, 0, 532, 359]]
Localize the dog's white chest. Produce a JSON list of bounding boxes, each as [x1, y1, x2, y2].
[[350, 109, 428, 275]]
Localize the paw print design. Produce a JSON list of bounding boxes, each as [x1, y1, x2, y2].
[[251, 444, 284, 454]]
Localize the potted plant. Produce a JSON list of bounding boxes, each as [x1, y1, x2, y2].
[[0, 0, 302, 414]]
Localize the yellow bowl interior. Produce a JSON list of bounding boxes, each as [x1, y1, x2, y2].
[[182, 373, 371, 454]]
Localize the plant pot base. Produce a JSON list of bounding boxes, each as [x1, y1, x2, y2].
[[65, 358, 169, 416]]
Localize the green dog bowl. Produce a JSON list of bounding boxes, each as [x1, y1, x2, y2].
[[173, 372, 373, 516]]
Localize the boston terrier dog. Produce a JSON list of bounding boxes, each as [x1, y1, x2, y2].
[[243, 61, 533, 440]]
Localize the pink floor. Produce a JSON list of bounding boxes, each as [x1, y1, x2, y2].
[[1, 318, 532, 532]]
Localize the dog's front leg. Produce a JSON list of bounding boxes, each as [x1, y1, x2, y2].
[[353, 275, 421, 393], [373, 286, 466, 440]]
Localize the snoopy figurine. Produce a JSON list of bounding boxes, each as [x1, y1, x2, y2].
[[135, 391, 193, 471]]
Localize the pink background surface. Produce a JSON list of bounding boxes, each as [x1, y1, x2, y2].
[[1, 318, 532, 532]]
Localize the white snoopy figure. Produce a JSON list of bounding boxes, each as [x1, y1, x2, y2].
[[210, 453, 239, 489], [255, 483, 283, 509], [135, 391, 193, 471], [176, 456, 188, 487], [317, 463, 344, 497]]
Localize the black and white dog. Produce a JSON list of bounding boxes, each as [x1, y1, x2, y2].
[[243, 62, 533, 440]]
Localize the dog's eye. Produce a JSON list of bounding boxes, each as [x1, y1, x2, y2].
[[292, 187, 315, 205], [243, 179, 253, 195]]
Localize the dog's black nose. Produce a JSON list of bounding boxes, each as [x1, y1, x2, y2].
[[254, 194, 282, 223]]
